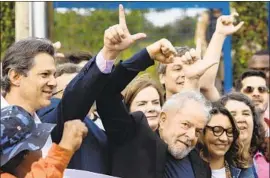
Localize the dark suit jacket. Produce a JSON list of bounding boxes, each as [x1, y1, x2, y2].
[[41, 56, 110, 144], [97, 49, 211, 178], [38, 98, 109, 174]]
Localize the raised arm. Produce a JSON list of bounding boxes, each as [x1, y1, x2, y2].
[[97, 38, 176, 144], [199, 13, 244, 101], [42, 4, 147, 143], [181, 41, 218, 91]]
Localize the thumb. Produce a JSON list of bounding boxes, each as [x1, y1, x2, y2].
[[131, 33, 147, 41]]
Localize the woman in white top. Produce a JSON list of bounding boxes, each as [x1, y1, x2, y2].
[[197, 103, 254, 178]]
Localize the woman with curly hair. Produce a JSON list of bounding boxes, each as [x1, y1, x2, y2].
[[123, 74, 164, 131], [219, 92, 265, 177], [198, 103, 253, 178]]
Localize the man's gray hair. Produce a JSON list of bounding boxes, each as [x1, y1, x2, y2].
[[157, 46, 190, 74], [162, 90, 212, 120]]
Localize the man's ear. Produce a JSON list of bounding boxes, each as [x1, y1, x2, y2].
[[159, 112, 167, 129], [159, 73, 165, 85], [8, 69, 23, 87]]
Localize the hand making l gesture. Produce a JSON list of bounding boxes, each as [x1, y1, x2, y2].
[[103, 4, 147, 58]]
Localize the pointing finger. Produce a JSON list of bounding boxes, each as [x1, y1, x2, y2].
[[119, 4, 127, 28]]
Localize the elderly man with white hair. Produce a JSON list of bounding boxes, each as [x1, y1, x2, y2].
[[96, 11, 244, 178], [96, 48, 214, 178]]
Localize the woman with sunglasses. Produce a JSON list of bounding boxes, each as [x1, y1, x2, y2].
[[198, 103, 252, 178], [219, 93, 265, 177]]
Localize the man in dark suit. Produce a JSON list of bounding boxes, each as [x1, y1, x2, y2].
[[95, 6, 222, 177], [1, 3, 147, 167]]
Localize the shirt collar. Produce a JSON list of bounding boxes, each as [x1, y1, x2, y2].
[[1, 95, 41, 123]]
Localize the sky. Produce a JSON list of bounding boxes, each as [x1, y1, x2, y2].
[[56, 7, 207, 27]]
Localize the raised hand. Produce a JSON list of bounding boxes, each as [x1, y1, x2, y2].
[[215, 12, 244, 36], [103, 4, 147, 53], [53, 41, 65, 58], [146, 38, 176, 64], [59, 120, 88, 152], [182, 39, 218, 80]]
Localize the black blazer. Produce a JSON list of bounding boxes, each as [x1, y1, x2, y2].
[[42, 56, 110, 143], [97, 49, 211, 178]]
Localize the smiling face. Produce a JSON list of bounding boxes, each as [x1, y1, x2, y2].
[[225, 100, 254, 145], [204, 114, 234, 159], [18, 53, 57, 111], [159, 57, 185, 98], [130, 86, 161, 131], [159, 100, 208, 159]]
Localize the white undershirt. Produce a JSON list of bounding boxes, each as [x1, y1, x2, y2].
[[211, 167, 226, 178]]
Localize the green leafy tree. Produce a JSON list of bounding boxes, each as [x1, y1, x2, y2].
[[230, 2, 268, 79], [0, 2, 15, 59]]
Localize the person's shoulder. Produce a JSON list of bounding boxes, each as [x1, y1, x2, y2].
[[130, 111, 151, 129]]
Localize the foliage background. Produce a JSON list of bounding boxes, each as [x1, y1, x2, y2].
[[230, 2, 268, 79], [1, 2, 268, 82], [0, 2, 15, 59]]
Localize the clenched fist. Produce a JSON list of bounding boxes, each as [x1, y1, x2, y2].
[[146, 38, 176, 64], [181, 39, 218, 80], [59, 120, 88, 152], [215, 12, 244, 36]]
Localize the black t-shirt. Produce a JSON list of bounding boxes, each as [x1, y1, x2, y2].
[[164, 153, 195, 178]]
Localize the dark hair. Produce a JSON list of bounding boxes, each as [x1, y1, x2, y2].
[[198, 102, 249, 168], [219, 92, 265, 157], [0, 150, 29, 175], [57, 51, 93, 65], [254, 49, 269, 56], [123, 74, 164, 111], [235, 70, 267, 91], [157, 46, 190, 75], [1, 38, 55, 93], [55, 63, 81, 78]]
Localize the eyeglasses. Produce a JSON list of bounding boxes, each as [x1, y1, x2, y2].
[[243, 86, 269, 94], [205, 126, 234, 137]]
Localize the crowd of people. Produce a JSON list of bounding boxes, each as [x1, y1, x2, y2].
[[1, 4, 269, 178]]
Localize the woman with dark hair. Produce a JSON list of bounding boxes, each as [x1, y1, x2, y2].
[[198, 103, 253, 178], [219, 92, 265, 177], [123, 74, 164, 131]]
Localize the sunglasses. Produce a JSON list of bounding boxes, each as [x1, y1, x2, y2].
[[205, 125, 234, 137], [243, 86, 269, 94]]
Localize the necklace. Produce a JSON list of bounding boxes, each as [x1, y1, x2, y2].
[[224, 161, 232, 178]]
